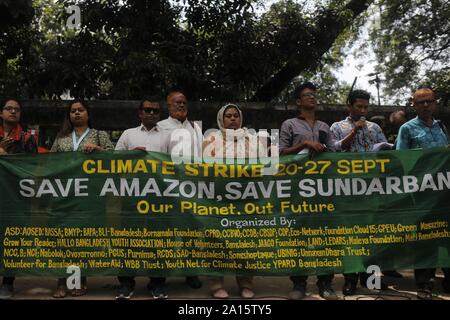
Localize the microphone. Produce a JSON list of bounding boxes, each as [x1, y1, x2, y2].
[[360, 116, 367, 129], [318, 130, 328, 150], [319, 130, 327, 145], [359, 116, 368, 150], [359, 116, 366, 129]]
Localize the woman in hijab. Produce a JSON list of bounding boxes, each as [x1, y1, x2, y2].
[[203, 103, 266, 160], [203, 104, 260, 299]]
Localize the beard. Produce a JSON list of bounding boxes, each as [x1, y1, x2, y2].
[[171, 109, 188, 121]]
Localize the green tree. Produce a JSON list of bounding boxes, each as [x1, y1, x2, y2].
[[0, 0, 34, 96], [370, 0, 449, 105], [1, 0, 373, 102]]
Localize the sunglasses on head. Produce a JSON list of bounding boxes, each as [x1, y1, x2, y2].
[[141, 108, 160, 114]]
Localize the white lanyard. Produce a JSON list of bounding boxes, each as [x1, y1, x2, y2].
[[72, 128, 90, 151]]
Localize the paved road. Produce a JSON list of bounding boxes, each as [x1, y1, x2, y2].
[[4, 270, 450, 300]]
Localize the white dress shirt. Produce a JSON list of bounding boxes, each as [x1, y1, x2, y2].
[[115, 124, 167, 152], [157, 116, 203, 158]]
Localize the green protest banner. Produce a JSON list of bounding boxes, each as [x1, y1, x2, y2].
[[0, 149, 449, 277]]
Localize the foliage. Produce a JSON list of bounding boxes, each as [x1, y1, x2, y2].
[[0, 0, 372, 103], [370, 0, 449, 105]]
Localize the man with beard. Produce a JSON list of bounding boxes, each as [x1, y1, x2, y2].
[[158, 91, 202, 162], [157, 91, 203, 290]]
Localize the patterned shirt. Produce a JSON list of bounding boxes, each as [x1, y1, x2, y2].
[[0, 124, 37, 154], [279, 117, 336, 152], [330, 117, 387, 152], [396, 116, 449, 150], [50, 129, 114, 152]]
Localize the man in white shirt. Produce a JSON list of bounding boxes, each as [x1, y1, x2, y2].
[[157, 91, 203, 290], [157, 91, 203, 162], [115, 97, 168, 300], [115, 97, 166, 152]]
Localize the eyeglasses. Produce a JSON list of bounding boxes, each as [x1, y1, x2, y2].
[[415, 99, 436, 106], [142, 108, 160, 114], [3, 106, 21, 113], [300, 92, 317, 98]]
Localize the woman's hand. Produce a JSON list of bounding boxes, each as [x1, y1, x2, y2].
[[0, 137, 14, 151], [81, 143, 101, 153]]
